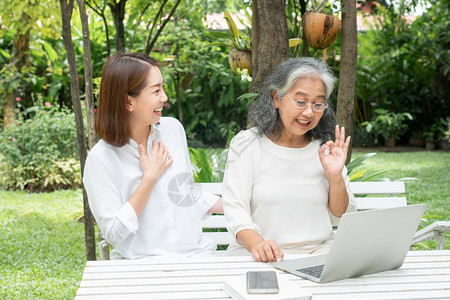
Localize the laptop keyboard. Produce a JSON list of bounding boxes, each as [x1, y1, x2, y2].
[[296, 264, 325, 279]]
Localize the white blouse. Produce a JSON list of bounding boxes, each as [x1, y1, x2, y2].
[[222, 128, 357, 255], [83, 117, 219, 259]]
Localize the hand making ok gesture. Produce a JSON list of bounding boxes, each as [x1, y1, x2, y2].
[[318, 125, 351, 177]]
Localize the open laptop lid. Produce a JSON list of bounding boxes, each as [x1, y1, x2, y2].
[[273, 204, 426, 283]]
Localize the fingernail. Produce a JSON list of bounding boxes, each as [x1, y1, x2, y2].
[[277, 257, 281, 262]]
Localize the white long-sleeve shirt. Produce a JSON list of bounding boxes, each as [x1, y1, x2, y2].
[[222, 128, 357, 255], [83, 117, 218, 259]]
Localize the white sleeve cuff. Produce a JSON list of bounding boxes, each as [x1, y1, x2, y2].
[[233, 223, 262, 236], [197, 191, 220, 221], [117, 202, 139, 233]]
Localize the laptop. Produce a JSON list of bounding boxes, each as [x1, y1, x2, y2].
[[272, 204, 426, 283]]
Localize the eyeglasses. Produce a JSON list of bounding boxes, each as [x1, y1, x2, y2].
[[285, 95, 328, 112]]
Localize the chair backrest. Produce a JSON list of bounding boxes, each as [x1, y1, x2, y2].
[[199, 181, 408, 247]]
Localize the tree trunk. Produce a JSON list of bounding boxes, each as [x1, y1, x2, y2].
[[299, 0, 309, 57], [336, 0, 357, 164], [251, 0, 289, 93], [2, 10, 30, 129], [108, 0, 127, 52], [77, 0, 98, 149], [59, 0, 96, 261], [3, 93, 16, 129]]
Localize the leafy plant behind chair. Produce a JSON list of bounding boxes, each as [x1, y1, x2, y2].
[[189, 132, 235, 183], [347, 153, 390, 182], [189, 148, 213, 183], [361, 109, 413, 147]]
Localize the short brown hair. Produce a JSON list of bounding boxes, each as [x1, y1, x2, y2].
[[95, 52, 158, 147]]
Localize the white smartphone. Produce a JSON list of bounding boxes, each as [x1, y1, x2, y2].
[[246, 271, 279, 294]]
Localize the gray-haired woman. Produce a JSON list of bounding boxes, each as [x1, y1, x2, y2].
[[222, 57, 357, 262]]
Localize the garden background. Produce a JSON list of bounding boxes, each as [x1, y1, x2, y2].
[[0, 0, 449, 298]]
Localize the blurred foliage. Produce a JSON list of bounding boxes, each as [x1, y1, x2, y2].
[[355, 0, 449, 145], [189, 132, 234, 183], [362, 109, 413, 146], [0, 102, 82, 191], [1, 0, 449, 190], [154, 1, 250, 147]]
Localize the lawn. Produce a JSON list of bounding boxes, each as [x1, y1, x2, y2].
[[0, 150, 448, 299], [351, 151, 450, 243], [0, 190, 85, 299]]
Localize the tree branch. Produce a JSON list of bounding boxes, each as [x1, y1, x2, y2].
[[145, 0, 169, 54], [86, 0, 111, 57], [130, 1, 153, 50], [146, 0, 182, 54]]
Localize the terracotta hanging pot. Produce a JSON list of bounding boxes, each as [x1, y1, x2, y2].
[[228, 49, 252, 76], [303, 12, 341, 50]]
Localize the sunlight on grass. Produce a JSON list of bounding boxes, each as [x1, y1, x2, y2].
[[0, 189, 86, 299], [352, 151, 450, 250]]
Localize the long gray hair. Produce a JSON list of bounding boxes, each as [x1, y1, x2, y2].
[[248, 57, 337, 144]]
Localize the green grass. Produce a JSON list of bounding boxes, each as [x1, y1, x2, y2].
[[0, 151, 448, 298], [0, 189, 85, 299], [351, 151, 450, 250]]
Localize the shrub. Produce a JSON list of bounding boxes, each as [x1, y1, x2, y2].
[[0, 106, 81, 192], [352, 125, 377, 148], [361, 109, 412, 147]]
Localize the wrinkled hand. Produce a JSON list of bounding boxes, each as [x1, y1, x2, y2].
[[139, 140, 173, 180], [318, 125, 351, 176], [251, 239, 284, 263]]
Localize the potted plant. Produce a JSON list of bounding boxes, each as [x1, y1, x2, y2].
[[223, 11, 252, 76], [209, 11, 302, 78], [444, 123, 450, 151], [434, 117, 450, 150], [362, 109, 413, 148], [302, 0, 341, 49], [423, 130, 436, 150], [408, 132, 425, 147]]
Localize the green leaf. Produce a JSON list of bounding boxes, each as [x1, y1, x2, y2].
[[189, 147, 213, 183], [41, 41, 58, 62], [0, 48, 11, 59], [236, 92, 258, 102], [288, 38, 302, 48], [207, 30, 230, 39], [347, 153, 377, 174], [224, 11, 239, 41], [361, 170, 390, 181], [349, 170, 367, 181]]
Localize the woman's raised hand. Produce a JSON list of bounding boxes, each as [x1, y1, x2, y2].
[[139, 140, 173, 180], [318, 125, 351, 177]]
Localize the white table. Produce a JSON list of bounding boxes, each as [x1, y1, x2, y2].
[[75, 250, 450, 299]]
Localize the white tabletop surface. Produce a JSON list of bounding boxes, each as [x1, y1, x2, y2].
[[75, 250, 450, 299]]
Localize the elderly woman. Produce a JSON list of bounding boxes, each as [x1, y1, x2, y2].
[[222, 57, 356, 262], [83, 52, 222, 259]]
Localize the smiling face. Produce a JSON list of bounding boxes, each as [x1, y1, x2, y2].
[[127, 66, 168, 129], [273, 76, 326, 146]]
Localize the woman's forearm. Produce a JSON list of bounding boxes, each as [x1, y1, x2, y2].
[[208, 198, 224, 214], [327, 173, 349, 218], [236, 229, 265, 252], [128, 174, 159, 218]]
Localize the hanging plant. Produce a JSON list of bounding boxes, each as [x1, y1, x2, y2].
[[208, 12, 303, 78], [221, 11, 253, 75], [303, 0, 341, 50], [228, 50, 252, 76]]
